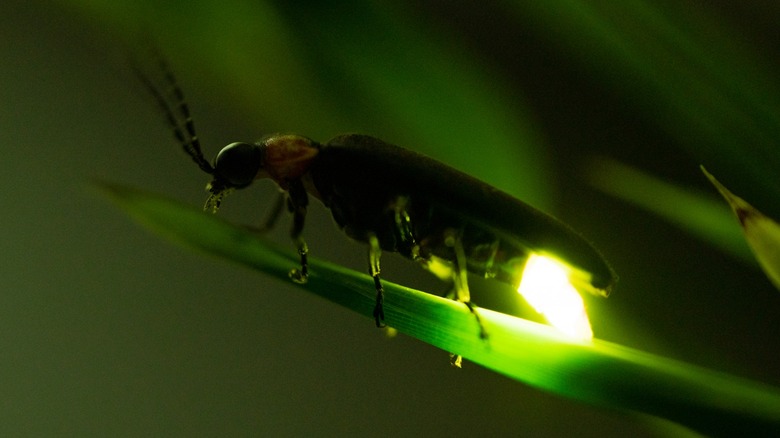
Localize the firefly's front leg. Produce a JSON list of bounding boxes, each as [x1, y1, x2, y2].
[[287, 179, 309, 284], [255, 191, 286, 233]]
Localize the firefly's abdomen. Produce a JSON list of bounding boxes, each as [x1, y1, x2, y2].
[[309, 134, 615, 295]]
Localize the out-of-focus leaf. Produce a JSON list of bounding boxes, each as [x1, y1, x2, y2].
[[266, 1, 548, 205], [702, 166, 780, 291], [506, 0, 780, 201], [587, 158, 753, 263]]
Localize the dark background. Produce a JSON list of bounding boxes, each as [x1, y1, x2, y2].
[[2, 1, 779, 436]]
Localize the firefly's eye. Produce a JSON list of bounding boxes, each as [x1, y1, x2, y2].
[[214, 142, 263, 187]]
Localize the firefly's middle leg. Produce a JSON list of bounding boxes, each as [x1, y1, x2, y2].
[[287, 180, 309, 284], [367, 233, 385, 327]]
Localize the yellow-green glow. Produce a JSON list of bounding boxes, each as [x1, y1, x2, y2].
[[517, 254, 593, 340]]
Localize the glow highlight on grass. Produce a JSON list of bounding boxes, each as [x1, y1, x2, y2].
[[101, 183, 780, 435], [517, 254, 593, 340]]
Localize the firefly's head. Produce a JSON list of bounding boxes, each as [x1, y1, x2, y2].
[[202, 142, 264, 212], [205, 135, 319, 212], [132, 55, 318, 213]]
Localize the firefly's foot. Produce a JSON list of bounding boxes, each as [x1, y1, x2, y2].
[[288, 244, 309, 284], [464, 301, 488, 340], [449, 353, 463, 368]]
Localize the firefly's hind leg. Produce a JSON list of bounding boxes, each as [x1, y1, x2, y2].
[[286, 180, 309, 284], [390, 196, 418, 259], [367, 233, 386, 327], [445, 230, 487, 341]]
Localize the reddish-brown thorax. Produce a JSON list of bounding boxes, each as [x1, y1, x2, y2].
[[262, 135, 319, 189]]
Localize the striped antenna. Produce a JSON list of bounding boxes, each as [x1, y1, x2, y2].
[[131, 50, 214, 174]]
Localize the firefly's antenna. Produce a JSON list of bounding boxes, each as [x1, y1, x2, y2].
[[131, 51, 214, 175]]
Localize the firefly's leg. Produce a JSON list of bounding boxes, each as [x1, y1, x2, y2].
[[445, 230, 487, 340], [287, 180, 309, 284], [367, 233, 386, 327], [254, 191, 285, 233], [390, 196, 418, 259]]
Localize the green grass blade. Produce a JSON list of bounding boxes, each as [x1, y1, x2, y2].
[[702, 167, 780, 292], [100, 182, 780, 435]]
